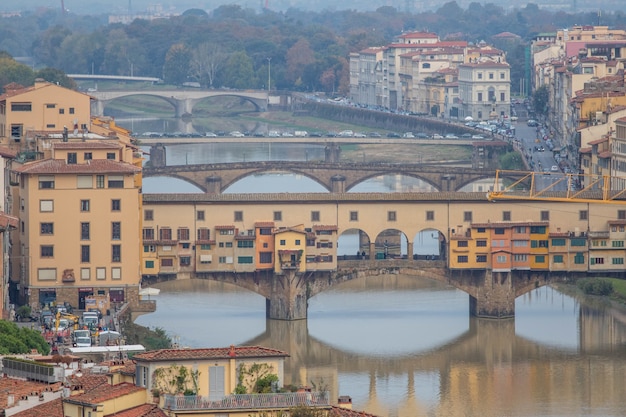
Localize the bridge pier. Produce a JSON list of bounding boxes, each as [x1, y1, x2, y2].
[[206, 176, 222, 194], [149, 145, 167, 168], [330, 175, 346, 193], [469, 270, 515, 318], [266, 270, 308, 320]]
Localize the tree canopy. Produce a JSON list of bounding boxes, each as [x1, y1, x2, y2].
[[0, 320, 50, 355]]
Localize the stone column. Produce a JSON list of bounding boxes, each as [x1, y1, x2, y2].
[[330, 175, 346, 193], [266, 270, 308, 320], [149, 145, 167, 168], [468, 270, 515, 318]]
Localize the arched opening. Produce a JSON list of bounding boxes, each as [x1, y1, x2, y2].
[[374, 229, 408, 260], [413, 229, 446, 261], [349, 175, 437, 193], [337, 229, 371, 260]]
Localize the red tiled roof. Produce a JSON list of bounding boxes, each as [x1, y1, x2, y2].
[[133, 346, 289, 362], [313, 225, 338, 231], [65, 382, 145, 406], [0, 376, 64, 413], [53, 141, 121, 150], [598, 150, 612, 158], [10, 397, 63, 417], [330, 405, 382, 417], [14, 159, 141, 174], [472, 221, 549, 228], [105, 404, 167, 417], [0, 212, 18, 230], [588, 136, 609, 145], [255, 221, 275, 227], [0, 146, 17, 158], [398, 32, 438, 39], [215, 225, 235, 230]]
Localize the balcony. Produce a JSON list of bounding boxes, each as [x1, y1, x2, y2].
[[163, 391, 330, 411]]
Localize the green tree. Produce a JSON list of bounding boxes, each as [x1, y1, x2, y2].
[[220, 51, 256, 89], [0, 320, 50, 355], [35, 68, 77, 89], [163, 44, 192, 85], [500, 151, 524, 170], [0, 56, 35, 92], [533, 85, 549, 114]]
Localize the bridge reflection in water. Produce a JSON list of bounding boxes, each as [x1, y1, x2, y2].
[[136, 278, 626, 417]]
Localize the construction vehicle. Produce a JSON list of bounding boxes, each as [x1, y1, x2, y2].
[[55, 311, 81, 331]]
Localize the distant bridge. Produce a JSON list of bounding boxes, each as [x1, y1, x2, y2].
[[89, 89, 269, 117], [69, 74, 162, 83], [142, 160, 521, 193]]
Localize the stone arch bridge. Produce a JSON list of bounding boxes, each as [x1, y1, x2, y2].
[[89, 89, 268, 117], [142, 160, 527, 193]]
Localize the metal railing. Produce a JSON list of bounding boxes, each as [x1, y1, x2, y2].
[[163, 391, 330, 411]]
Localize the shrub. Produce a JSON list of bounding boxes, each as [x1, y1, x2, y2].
[[577, 278, 614, 296]]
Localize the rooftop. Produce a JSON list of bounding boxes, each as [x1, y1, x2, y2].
[[14, 159, 141, 175], [133, 346, 289, 362]]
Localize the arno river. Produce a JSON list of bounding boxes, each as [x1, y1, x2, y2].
[[130, 119, 626, 417]]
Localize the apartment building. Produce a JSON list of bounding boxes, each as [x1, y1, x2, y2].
[[458, 61, 511, 121]]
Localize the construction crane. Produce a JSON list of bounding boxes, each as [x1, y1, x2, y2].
[[487, 170, 626, 204], [60, 0, 66, 15]]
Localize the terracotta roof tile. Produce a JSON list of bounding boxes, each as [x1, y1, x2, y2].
[[10, 397, 63, 417], [215, 225, 235, 230], [330, 405, 382, 417], [133, 346, 289, 362], [0, 376, 64, 413], [53, 141, 121, 150], [313, 225, 338, 231], [472, 221, 549, 228], [14, 159, 140, 175], [0, 212, 18, 230], [0, 146, 17, 158], [65, 382, 145, 406], [255, 221, 275, 227]]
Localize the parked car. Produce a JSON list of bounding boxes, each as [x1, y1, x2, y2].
[[402, 132, 415, 138], [386, 132, 401, 138], [551, 165, 559, 172], [229, 131, 245, 137], [416, 132, 429, 139]]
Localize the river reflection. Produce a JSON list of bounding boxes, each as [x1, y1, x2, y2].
[[135, 278, 626, 417]]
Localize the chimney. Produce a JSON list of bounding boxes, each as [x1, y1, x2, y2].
[[228, 345, 236, 357], [337, 396, 352, 409]]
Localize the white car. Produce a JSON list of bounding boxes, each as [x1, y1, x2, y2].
[[551, 165, 559, 172], [402, 132, 415, 138], [205, 132, 217, 137], [229, 131, 245, 137], [432, 134, 444, 139]]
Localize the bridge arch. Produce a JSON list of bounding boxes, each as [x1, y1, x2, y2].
[[143, 174, 206, 193], [346, 171, 441, 192], [346, 173, 439, 192], [374, 229, 409, 260], [98, 93, 178, 116], [222, 168, 333, 193], [337, 228, 372, 259], [412, 228, 446, 260]]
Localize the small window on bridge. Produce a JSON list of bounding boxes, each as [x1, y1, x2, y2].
[[274, 211, 282, 221], [540, 211, 550, 221], [388, 211, 396, 221], [311, 211, 320, 222], [426, 211, 434, 221], [502, 211, 511, 221], [350, 211, 358, 221], [463, 211, 472, 222], [618, 210, 626, 220], [234, 211, 243, 222], [197, 210, 205, 221], [579, 210, 588, 220]]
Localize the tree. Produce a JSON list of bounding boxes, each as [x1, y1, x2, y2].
[[499, 151, 524, 170], [220, 51, 256, 89], [0, 56, 35, 92], [163, 44, 192, 85], [35, 68, 77, 90], [190, 42, 225, 88], [533, 85, 549, 114], [0, 320, 50, 355], [286, 39, 315, 86]]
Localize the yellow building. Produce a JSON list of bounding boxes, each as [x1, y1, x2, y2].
[[273, 227, 307, 273], [13, 139, 142, 310], [0, 79, 92, 150]]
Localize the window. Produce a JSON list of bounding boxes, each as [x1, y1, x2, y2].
[[180, 256, 191, 266], [457, 255, 468, 263], [46, 104, 55, 109], [551, 238, 566, 246], [489, 72, 494, 79], [145, 260, 154, 268], [81, 245, 90, 263], [112, 245, 121, 262], [477, 73, 483, 79], [612, 258, 624, 265], [295, 239, 301, 245], [161, 259, 174, 267], [81, 222, 90, 240], [514, 226, 525, 234], [513, 254, 528, 262], [618, 210, 626, 220], [531, 240, 549, 248], [311, 211, 320, 222], [69, 107, 75, 114], [238, 240, 254, 248], [530, 226, 546, 234], [67, 153, 77, 164], [234, 211, 243, 222], [197, 210, 205, 221], [259, 228, 271, 235], [200, 244, 211, 250], [143, 245, 156, 252], [350, 211, 358, 221], [553, 255, 563, 263], [500, 72, 505, 79], [260, 252, 272, 264], [500, 92, 505, 101], [59, 108, 64, 114], [96, 175, 105, 188], [38, 268, 56, 281], [40, 223, 53, 235], [496, 255, 506, 263], [41, 245, 54, 257], [494, 228, 505, 235], [80, 200, 90, 212], [96, 267, 106, 280], [273, 211, 282, 221], [197, 228, 210, 240], [218, 256, 233, 264], [77, 175, 92, 188], [477, 92, 483, 101], [112, 222, 121, 240], [388, 211, 396, 221], [143, 228, 154, 240], [107, 175, 124, 188], [106, 152, 116, 160], [11, 124, 23, 141], [11, 102, 32, 111], [457, 240, 468, 247], [463, 211, 472, 222], [476, 240, 487, 247], [426, 211, 434, 221], [39, 176, 55, 189], [40, 200, 53, 212], [574, 253, 585, 264], [540, 211, 550, 221], [571, 238, 586, 247], [579, 210, 588, 220], [160, 228, 172, 240], [111, 199, 121, 211], [177, 228, 190, 241], [476, 255, 487, 263], [238, 256, 254, 264], [503, 211, 511, 221], [81, 268, 90, 280], [534, 255, 545, 263], [612, 240, 624, 247], [219, 229, 234, 235], [280, 239, 286, 246], [84, 152, 92, 161], [144, 210, 153, 221]]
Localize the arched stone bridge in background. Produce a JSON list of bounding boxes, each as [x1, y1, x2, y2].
[[89, 89, 268, 117], [142, 160, 527, 193]]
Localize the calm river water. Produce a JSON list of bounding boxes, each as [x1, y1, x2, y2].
[[127, 119, 626, 417]]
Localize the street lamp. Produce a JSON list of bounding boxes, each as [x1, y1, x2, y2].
[[267, 57, 271, 92]]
